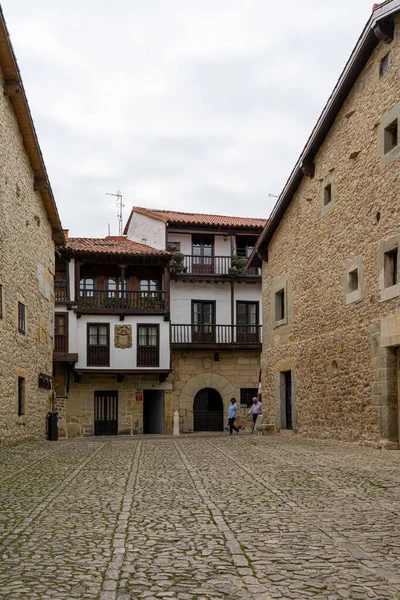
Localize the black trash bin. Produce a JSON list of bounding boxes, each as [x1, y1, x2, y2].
[[47, 412, 58, 441]]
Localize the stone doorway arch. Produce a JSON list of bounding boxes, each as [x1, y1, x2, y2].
[[178, 373, 235, 432]]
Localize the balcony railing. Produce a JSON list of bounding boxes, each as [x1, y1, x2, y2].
[[171, 324, 262, 345], [175, 255, 261, 276], [78, 290, 167, 311], [55, 280, 69, 302], [55, 334, 67, 353]]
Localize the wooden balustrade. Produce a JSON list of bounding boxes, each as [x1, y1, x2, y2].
[[55, 280, 68, 302], [174, 255, 261, 276], [78, 290, 166, 311], [171, 324, 262, 345]]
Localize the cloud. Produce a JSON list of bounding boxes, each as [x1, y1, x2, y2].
[[2, 0, 374, 236]]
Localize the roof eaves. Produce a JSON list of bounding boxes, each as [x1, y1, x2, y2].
[[256, 0, 400, 256]]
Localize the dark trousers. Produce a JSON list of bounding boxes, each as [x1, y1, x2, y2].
[[228, 417, 239, 435]]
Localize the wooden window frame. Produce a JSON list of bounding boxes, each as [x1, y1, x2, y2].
[[236, 301, 259, 325], [18, 302, 26, 334], [55, 312, 69, 354], [167, 241, 181, 252], [87, 323, 110, 367], [137, 324, 160, 367]]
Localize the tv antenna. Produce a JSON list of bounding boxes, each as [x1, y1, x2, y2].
[[106, 190, 124, 236]]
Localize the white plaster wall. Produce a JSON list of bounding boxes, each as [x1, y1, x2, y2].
[[233, 282, 263, 325], [68, 260, 75, 301], [214, 235, 232, 257], [167, 233, 191, 255], [126, 212, 166, 250], [170, 282, 232, 325], [170, 281, 262, 325], [71, 314, 170, 370]]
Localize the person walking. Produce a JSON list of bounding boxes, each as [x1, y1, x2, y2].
[[228, 398, 239, 436], [248, 397, 262, 433]]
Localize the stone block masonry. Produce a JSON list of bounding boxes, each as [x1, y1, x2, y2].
[[0, 66, 55, 447]]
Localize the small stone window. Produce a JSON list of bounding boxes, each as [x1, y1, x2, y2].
[[275, 289, 285, 322], [18, 377, 25, 416], [320, 174, 336, 216], [240, 388, 258, 408], [18, 302, 26, 334], [384, 248, 398, 288], [384, 120, 398, 154], [379, 235, 400, 301], [380, 53, 389, 78], [324, 184, 332, 207], [348, 269, 359, 293], [344, 257, 364, 306], [380, 104, 400, 169]]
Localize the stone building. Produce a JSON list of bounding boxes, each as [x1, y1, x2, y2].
[[55, 208, 265, 436], [0, 8, 64, 446], [249, 0, 400, 448]]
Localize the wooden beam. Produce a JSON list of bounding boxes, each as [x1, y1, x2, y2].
[[34, 177, 49, 191], [374, 20, 394, 44], [301, 159, 315, 178], [3, 79, 21, 96]]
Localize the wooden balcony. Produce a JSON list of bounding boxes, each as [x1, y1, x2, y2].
[[172, 255, 261, 278], [171, 324, 262, 349], [53, 334, 78, 363], [77, 290, 167, 314], [55, 280, 69, 303]]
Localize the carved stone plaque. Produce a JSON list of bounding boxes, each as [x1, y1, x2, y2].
[[114, 325, 132, 349]]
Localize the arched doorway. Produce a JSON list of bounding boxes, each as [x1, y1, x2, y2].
[[193, 388, 223, 432]]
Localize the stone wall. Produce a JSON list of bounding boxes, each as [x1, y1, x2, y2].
[[0, 68, 55, 447], [171, 350, 261, 432], [261, 16, 400, 447], [62, 373, 173, 437]]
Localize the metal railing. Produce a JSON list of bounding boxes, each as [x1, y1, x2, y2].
[[171, 324, 262, 345], [55, 280, 69, 302], [174, 255, 261, 276], [78, 290, 166, 311]]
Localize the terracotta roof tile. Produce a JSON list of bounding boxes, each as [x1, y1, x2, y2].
[[66, 236, 170, 257], [373, 1, 392, 10], [124, 207, 267, 233]]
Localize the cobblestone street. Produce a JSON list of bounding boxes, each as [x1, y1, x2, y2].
[[1, 435, 400, 599]]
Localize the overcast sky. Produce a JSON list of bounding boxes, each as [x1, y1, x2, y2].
[[3, 0, 375, 237]]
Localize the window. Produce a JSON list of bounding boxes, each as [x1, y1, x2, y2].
[[324, 184, 332, 207], [18, 377, 25, 416], [167, 241, 181, 252], [0, 284, 2, 319], [344, 257, 364, 306], [107, 278, 122, 298], [384, 120, 398, 154], [192, 237, 214, 274], [87, 324, 110, 366], [380, 53, 389, 78], [237, 301, 259, 342], [236, 238, 256, 258], [379, 236, 400, 301], [140, 280, 159, 294], [80, 277, 95, 297], [275, 289, 285, 322], [348, 269, 359, 293], [137, 324, 159, 367], [18, 302, 25, 334], [55, 314, 68, 353], [192, 301, 215, 343], [384, 248, 398, 288], [240, 388, 258, 409]]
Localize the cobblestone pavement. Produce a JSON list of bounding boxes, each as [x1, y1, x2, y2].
[[1, 435, 400, 599]]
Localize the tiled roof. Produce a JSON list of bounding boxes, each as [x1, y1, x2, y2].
[[373, 1, 392, 10], [65, 236, 170, 257], [124, 207, 267, 233]]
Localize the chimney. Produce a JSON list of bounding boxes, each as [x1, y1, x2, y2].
[[63, 229, 69, 239]]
